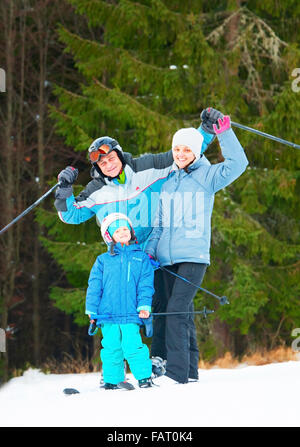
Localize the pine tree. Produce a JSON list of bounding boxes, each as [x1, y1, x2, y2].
[[39, 0, 300, 360]]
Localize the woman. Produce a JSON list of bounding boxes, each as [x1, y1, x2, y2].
[[146, 111, 248, 384]]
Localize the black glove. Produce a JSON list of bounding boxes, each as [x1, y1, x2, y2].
[[55, 166, 78, 200], [58, 166, 78, 187], [200, 107, 224, 135]]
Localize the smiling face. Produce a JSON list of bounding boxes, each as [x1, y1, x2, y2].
[[172, 145, 195, 169], [97, 150, 123, 177], [112, 226, 131, 244]]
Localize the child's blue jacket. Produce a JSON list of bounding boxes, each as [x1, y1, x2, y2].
[[85, 242, 154, 326]]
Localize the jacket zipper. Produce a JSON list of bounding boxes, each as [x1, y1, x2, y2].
[[127, 261, 131, 282]]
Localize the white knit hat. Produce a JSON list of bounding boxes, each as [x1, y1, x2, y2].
[[172, 128, 204, 160]]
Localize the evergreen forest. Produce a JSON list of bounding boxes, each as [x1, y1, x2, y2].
[[0, 0, 299, 382]]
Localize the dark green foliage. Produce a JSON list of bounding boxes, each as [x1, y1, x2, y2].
[[39, 0, 300, 360]]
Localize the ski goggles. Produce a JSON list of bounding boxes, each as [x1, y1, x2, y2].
[[88, 144, 113, 163]]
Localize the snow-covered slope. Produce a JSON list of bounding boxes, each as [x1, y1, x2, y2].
[[0, 361, 299, 427]]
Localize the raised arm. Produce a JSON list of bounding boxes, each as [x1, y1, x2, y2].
[[54, 167, 106, 224], [197, 116, 249, 193], [124, 150, 173, 172]]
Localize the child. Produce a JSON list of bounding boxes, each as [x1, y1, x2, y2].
[[85, 212, 154, 389]]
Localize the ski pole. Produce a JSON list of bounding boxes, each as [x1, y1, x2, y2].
[[0, 182, 61, 236], [159, 266, 229, 305], [87, 308, 215, 335], [152, 308, 214, 318], [88, 307, 214, 336], [231, 121, 300, 150]]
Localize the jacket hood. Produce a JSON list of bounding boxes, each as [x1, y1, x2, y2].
[[98, 212, 136, 245]]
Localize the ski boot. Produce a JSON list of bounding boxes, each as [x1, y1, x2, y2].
[[102, 382, 118, 390], [138, 377, 154, 388], [151, 356, 166, 378]]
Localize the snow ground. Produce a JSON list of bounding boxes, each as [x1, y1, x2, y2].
[[0, 361, 299, 427]]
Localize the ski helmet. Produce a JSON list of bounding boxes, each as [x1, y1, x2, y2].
[[88, 136, 123, 164]]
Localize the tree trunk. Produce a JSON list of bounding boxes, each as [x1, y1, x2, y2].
[[0, 0, 16, 382]]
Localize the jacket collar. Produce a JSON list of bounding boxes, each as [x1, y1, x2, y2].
[[109, 241, 141, 254]]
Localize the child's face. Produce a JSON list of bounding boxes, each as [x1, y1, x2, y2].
[[112, 226, 131, 244]]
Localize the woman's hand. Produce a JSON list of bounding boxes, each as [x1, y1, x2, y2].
[[213, 116, 231, 134]]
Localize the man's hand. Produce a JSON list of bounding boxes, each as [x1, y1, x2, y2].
[[55, 166, 78, 200], [58, 166, 78, 187], [200, 107, 224, 134]]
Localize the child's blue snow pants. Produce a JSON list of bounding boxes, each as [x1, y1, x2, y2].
[[100, 323, 152, 384]]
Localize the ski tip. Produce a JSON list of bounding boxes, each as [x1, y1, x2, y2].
[[63, 388, 80, 395]]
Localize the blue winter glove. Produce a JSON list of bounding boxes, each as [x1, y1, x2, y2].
[[141, 314, 153, 338], [147, 254, 160, 270]]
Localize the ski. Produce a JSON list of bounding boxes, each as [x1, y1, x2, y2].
[[63, 388, 80, 395], [63, 381, 135, 395]]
